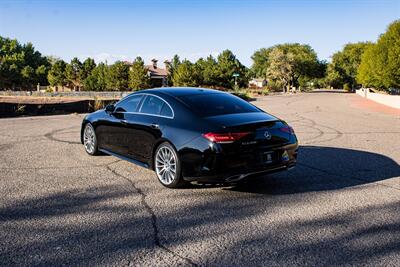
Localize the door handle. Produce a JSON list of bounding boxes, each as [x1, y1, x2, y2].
[[150, 123, 159, 129], [121, 119, 128, 124]]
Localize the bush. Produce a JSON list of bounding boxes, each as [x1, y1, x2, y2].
[[343, 83, 351, 91], [88, 96, 106, 111], [266, 80, 284, 92], [231, 89, 254, 101]]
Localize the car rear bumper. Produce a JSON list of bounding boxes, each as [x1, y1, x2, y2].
[[182, 143, 298, 183], [183, 162, 296, 183]]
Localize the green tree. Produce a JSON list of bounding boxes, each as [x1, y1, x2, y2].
[[21, 65, 35, 88], [251, 47, 274, 79], [216, 50, 248, 89], [165, 54, 181, 86], [300, 60, 327, 89], [83, 62, 108, 91], [195, 55, 219, 87], [65, 57, 82, 91], [326, 42, 372, 89], [252, 43, 321, 91], [128, 57, 150, 90], [357, 45, 383, 88], [384, 20, 400, 88], [0, 36, 49, 89], [47, 60, 67, 87], [35, 65, 49, 85], [266, 48, 295, 91], [172, 59, 201, 87], [107, 61, 129, 91], [357, 20, 400, 90], [21, 42, 50, 88], [80, 58, 96, 82]]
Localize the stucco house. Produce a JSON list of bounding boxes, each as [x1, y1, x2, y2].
[[145, 59, 169, 87], [249, 78, 267, 89]]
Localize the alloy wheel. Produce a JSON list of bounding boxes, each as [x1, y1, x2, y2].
[[155, 146, 177, 185], [84, 124, 96, 154]]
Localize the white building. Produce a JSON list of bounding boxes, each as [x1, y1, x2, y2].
[[249, 78, 267, 88]]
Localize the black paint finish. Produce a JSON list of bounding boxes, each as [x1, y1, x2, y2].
[[81, 87, 299, 183]]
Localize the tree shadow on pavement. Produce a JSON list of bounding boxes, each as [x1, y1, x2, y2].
[[2, 183, 400, 266], [0, 186, 156, 266], [1, 146, 399, 266]]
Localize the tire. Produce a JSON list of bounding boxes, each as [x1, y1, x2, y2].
[[83, 123, 99, 156], [154, 142, 186, 188]]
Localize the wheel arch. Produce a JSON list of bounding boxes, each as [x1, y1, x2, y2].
[[80, 119, 97, 144], [80, 120, 90, 144]]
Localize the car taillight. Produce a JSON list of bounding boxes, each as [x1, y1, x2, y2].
[[202, 132, 250, 143], [280, 126, 295, 134]]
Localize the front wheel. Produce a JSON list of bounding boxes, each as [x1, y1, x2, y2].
[[83, 123, 99, 155], [154, 142, 185, 188]]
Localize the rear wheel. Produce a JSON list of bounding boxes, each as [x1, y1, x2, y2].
[[154, 142, 185, 188], [83, 123, 99, 155]]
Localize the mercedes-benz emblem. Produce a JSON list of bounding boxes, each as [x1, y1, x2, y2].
[[264, 131, 272, 140]]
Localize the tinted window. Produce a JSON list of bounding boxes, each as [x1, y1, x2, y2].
[[140, 95, 165, 115], [160, 103, 173, 117], [179, 93, 259, 117], [115, 95, 143, 113]]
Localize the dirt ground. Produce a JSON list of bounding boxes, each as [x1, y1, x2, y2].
[[0, 96, 117, 104]]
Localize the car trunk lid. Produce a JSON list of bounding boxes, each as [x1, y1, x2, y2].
[[205, 112, 291, 149], [205, 112, 278, 128]]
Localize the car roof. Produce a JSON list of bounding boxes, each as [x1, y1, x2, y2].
[[143, 87, 222, 97]]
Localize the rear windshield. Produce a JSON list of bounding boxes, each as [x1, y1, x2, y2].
[[178, 93, 260, 117]]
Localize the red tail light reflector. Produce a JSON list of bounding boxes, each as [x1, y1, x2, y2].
[[280, 126, 295, 134], [202, 132, 250, 143]]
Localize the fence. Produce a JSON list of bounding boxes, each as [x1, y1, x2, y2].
[[356, 88, 400, 109], [0, 90, 131, 99]]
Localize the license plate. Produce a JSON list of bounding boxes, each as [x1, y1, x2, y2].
[[263, 152, 274, 164]]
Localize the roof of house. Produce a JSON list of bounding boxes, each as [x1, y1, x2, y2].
[[143, 87, 222, 97], [146, 65, 168, 77], [250, 78, 266, 82]]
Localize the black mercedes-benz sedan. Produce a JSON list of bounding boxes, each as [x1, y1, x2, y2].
[[81, 87, 298, 188]]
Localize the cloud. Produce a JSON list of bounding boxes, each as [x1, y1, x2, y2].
[[79, 53, 133, 64]]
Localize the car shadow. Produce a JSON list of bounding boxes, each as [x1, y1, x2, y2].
[[220, 145, 400, 194]]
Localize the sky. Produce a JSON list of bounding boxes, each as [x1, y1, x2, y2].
[[0, 0, 399, 66]]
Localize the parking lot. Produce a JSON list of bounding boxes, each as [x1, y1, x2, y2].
[[0, 92, 399, 266]]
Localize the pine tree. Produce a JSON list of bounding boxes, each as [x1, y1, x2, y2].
[[128, 57, 150, 90]]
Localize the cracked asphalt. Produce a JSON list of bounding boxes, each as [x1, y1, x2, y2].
[[0, 92, 399, 266]]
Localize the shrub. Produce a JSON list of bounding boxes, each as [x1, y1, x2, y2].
[[231, 89, 253, 101], [261, 87, 269, 95], [343, 83, 351, 91], [16, 104, 26, 114], [89, 96, 106, 112], [266, 80, 284, 92]]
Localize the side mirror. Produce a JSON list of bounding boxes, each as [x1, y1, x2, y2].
[[105, 104, 115, 113]]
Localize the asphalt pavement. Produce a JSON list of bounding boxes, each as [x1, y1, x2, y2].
[[0, 92, 399, 266]]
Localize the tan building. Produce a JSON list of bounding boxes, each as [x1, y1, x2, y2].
[[249, 78, 267, 89], [145, 59, 169, 87]]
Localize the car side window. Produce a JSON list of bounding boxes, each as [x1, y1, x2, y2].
[[160, 103, 173, 117], [115, 95, 143, 113], [140, 95, 166, 116]]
